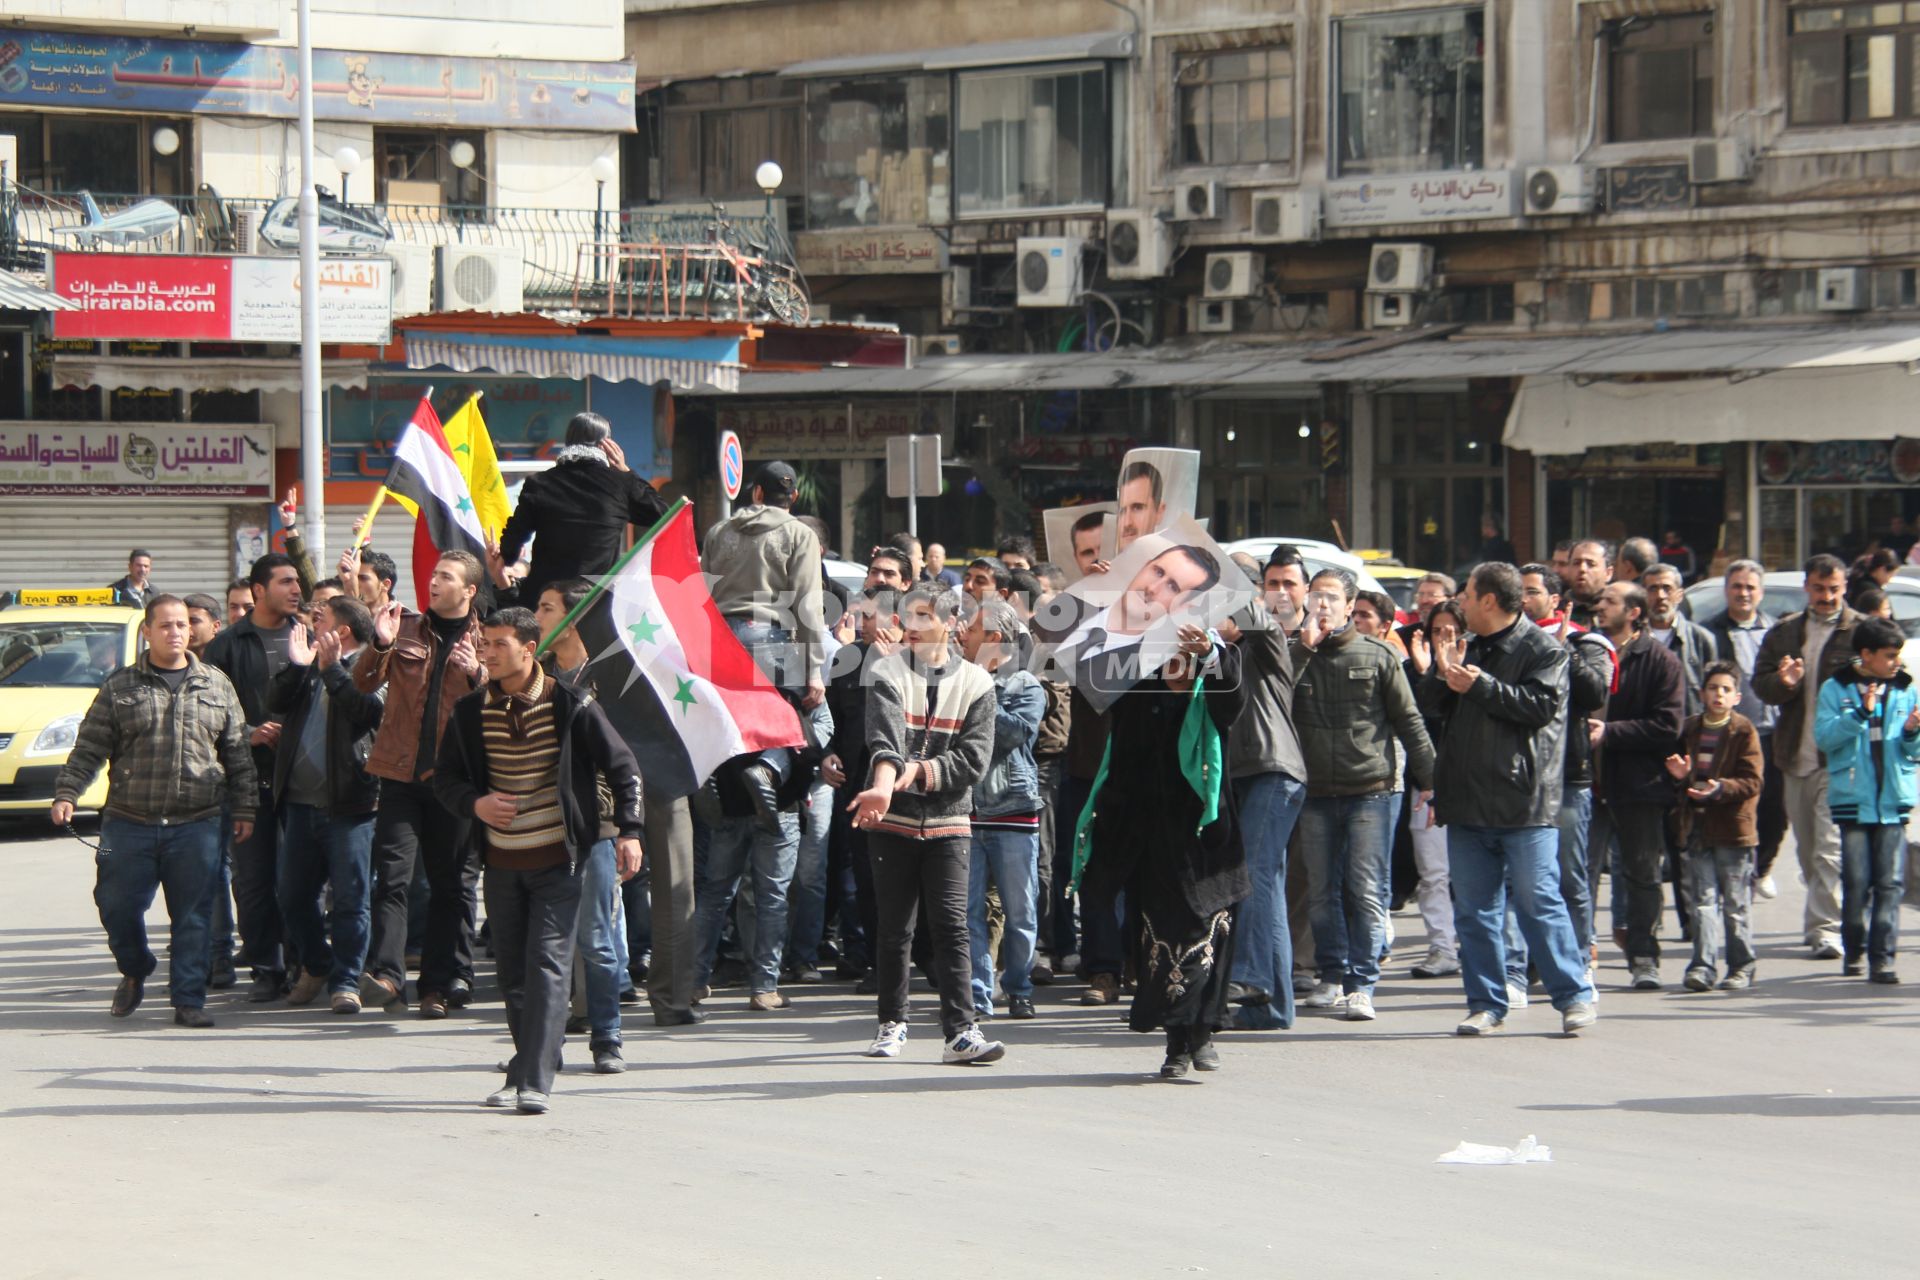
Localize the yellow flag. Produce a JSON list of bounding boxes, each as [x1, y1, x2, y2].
[[441, 392, 512, 539]]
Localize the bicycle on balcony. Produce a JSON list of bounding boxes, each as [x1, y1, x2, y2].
[[575, 201, 809, 326]]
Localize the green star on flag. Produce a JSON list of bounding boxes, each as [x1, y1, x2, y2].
[[672, 675, 698, 713], [627, 614, 662, 646], [455, 496, 474, 513]]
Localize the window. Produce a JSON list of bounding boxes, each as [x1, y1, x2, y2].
[[1175, 42, 1295, 167], [1789, 2, 1920, 125], [1607, 13, 1716, 141], [374, 130, 485, 207], [955, 65, 1108, 215], [0, 113, 191, 195], [807, 75, 952, 228], [661, 76, 803, 201], [1628, 274, 1728, 318], [1333, 7, 1484, 176]]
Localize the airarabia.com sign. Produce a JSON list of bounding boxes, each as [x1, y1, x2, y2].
[[52, 252, 393, 344]]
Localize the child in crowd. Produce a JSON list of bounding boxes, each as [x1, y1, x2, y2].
[[1664, 660, 1764, 991]]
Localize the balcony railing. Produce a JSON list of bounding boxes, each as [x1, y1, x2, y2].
[[0, 186, 794, 315]]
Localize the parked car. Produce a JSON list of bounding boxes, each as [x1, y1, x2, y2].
[[0, 590, 145, 814], [1683, 571, 1920, 671], [1222, 537, 1391, 599]]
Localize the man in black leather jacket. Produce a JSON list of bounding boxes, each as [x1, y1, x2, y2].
[[1419, 562, 1596, 1038]]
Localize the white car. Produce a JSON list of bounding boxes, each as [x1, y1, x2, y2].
[[1222, 537, 1390, 597]]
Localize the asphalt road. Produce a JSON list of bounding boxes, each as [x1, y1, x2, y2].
[[4, 819, 1914, 1279]]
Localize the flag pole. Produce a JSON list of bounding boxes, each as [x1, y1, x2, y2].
[[534, 495, 689, 659]]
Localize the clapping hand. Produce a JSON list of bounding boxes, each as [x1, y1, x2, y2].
[[1778, 655, 1806, 690], [287, 623, 316, 668], [448, 632, 481, 679], [1409, 629, 1431, 673], [1663, 752, 1690, 782], [313, 628, 343, 670], [1862, 680, 1881, 714], [373, 600, 403, 647], [1686, 780, 1723, 802], [1906, 705, 1920, 736]]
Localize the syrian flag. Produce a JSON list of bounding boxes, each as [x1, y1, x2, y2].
[[552, 498, 805, 801], [380, 393, 490, 603]]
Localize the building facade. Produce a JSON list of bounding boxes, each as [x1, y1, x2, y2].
[[629, 0, 1920, 573]]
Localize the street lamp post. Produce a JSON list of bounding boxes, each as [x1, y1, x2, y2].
[[590, 153, 617, 286], [755, 159, 783, 257], [333, 145, 363, 205], [296, 0, 325, 562]]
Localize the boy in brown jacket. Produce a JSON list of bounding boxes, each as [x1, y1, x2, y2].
[[1664, 660, 1765, 991]]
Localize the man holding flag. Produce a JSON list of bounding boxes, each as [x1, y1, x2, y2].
[[499, 412, 670, 600]]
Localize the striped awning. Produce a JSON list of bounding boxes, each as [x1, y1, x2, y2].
[[404, 330, 742, 392], [0, 268, 78, 312]]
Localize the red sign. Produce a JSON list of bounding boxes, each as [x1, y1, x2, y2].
[[52, 253, 232, 340]]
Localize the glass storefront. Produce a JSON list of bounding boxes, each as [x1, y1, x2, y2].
[[1373, 390, 1502, 574], [1196, 399, 1325, 543], [1754, 439, 1920, 566]]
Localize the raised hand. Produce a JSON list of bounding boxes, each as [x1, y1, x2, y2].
[[278, 486, 298, 531], [313, 628, 343, 670], [1663, 752, 1690, 782], [1409, 629, 1432, 673], [373, 600, 403, 647], [600, 438, 630, 472], [287, 623, 315, 668], [337, 543, 360, 580], [448, 632, 480, 679], [1778, 655, 1805, 690]]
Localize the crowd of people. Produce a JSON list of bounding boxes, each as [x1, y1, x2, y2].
[[48, 428, 1919, 1110]]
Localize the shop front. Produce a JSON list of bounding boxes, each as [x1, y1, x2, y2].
[[1753, 439, 1920, 567], [1371, 385, 1509, 576], [1195, 396, 1329, 545], [1542, 443, 1735, 572]]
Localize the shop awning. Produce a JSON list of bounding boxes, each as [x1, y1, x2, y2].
[[51, 355, 370, 394], [781, 30, 1135, 78], [0, 268, 77, 313], [404, 330, 742, 392]]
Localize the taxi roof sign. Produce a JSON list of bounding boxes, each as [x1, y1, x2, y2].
[[6, 588, 124, 608]]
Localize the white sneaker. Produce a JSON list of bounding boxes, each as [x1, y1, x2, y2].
[[1303, 981, 1341, 1008], [1754, 874, 1778, 901], [482, 1085, 515, 1108], [942, 1023, 1006, 1065], [1506, 982, 1530, 1010], [1344, 989, 1376, 1021], [865, 1021, 907, 1058], [1411, 946, 1460, 978]]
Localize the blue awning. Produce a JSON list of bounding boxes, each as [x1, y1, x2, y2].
[[403, 330, 742, 391]]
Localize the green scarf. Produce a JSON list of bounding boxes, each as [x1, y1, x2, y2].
[[1070, 675, 1223, 891]]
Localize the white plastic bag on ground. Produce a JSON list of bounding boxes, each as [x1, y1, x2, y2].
[[1435, 1135, 1552, 1165]]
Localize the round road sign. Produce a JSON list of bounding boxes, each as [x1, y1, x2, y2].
[[719, 429, 744, 501]]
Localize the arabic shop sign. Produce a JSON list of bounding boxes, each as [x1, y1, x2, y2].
[[0, 423, 273, 497], [0, 29, 635, 131], [1322, 170, 1519, 228], [794, 229, 946, 277], [1604, 163, 1693, 213], [717, 400, 951, 460], [52, 253, 392, 343]]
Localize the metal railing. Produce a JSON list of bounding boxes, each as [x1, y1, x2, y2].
[[0, 186, 794, 312]]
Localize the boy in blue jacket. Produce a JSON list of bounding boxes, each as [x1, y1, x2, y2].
[[1813, 617, 1920, 984]]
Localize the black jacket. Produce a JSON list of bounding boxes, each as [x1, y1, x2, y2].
[[1564, 628, 1613, 786], [1419, 618, 1570, 829], [266, 649, 385, 816], [432, 675, 644, 873], [1595, 632, 1685, 807], [202, 613, 291, 782], [498, 449, 670, 599]]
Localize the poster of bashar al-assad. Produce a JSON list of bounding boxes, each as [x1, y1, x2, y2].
[[1111, 447, 1200, 556], [1043, 502, 1115, 585], [1031, 512, 1255, 712]]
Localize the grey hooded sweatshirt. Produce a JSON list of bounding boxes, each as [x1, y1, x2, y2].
[[702, 503, 826, 679]]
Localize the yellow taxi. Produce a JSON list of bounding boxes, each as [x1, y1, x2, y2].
[[0, 589, 145, 814], [1352, 550, 1435, 624]]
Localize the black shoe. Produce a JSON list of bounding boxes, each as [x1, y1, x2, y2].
[[565, 1014, 590, 1035], [834, 961, 866, 980], [618, 986, 642, 1005], [1030, 960, 1055, 986], [208, 959, 237, 990], [1845, 958, 1865, 977], [1009, 995, 1036, 1019], [1226, 981, 1271, 1007], [247, 973, 287, 1003], [1871, 966, 1901, 985], [446, 978, 472, 1009], [173, 1006, 214, 1028], [592, 1045, 626, 1074], [652, 1006, 706, 1027], [1159, 1053, 1193, 1079], [740, 762, 784, 835], [110, 975, 144, 1018], [1192, 1043, 1221, 1072]]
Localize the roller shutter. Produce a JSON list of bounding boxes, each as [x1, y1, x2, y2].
[[0, 500, 237, 599]]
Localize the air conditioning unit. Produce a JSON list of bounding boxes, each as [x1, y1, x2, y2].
[[436, 245, 524, 313], [1188, 296, 1236, 334], [1368, 243, 1434, 293], [1015, 237, 1086, 307], [1817, 267, 1869, 312], [1105, 209, 1173, 279], [386, 243, 435, 317], [1249, 189, 1321, 243], [920, 333, 963, 357], [1203, 251, 1263, 300], [942, 264, 973, 326], [1523, 165, 1596, 216], [1690, 138, 1751, 185], [1172, 179, 1222, 222], [1366, 292, 1417, 330], [230, 207, 259, 256]]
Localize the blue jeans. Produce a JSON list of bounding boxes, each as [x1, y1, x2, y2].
[[276, 803, 375, 993], [693, 810, 800, 994], [1449, 825, 1594, 1017], [968, 824, 1040, 1014], [1230, 772, 1305, 1029], [94, 816, 223, 1008], [1839, 822, 1906, 967], [1296, 793, 1393, 994], [1686, 844, 1756, 977], [785, 778, 834, 969], [575, 838, 624, 1048], [728, 619, 801, 780], [1507, 784, 1595, 983]]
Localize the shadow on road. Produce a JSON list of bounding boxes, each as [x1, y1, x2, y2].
[[1523, 1092, 1920, 1118]]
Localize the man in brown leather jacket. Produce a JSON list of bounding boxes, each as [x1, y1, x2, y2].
[[353, 551, 486, 1016]]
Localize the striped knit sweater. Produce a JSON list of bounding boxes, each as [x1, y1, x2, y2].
[[480, 667, 568, 870], [864, 649, 996, 841]]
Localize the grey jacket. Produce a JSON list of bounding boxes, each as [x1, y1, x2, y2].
[[702, 503, 826, 679], [1652, 616, 1719, 718], [1228, 611, 1305, 784], [971, 665, 1046, 819], [1290, 627, 1435, 797]]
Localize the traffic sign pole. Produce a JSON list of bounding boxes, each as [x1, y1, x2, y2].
[[906, 433, 918, 538]]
